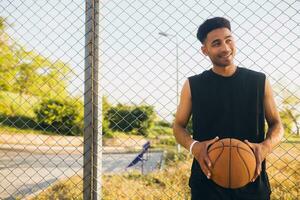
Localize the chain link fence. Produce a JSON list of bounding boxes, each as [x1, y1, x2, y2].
[[0, 0, 86, 199], [0, 0, 299, 199]]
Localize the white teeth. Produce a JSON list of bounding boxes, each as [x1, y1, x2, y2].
[[221, 54, 231, 58]]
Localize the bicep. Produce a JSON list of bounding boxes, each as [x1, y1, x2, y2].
[[174, 79, 192, 128], [264, 78, 281, 126]]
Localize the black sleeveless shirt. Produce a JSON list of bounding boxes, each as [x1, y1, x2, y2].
[[188, 66, 271, 199]]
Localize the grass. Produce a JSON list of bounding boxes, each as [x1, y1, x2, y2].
[[0, 123, 54, 135], [284, 134, 300, 143], [31, 160, 191, 200], [268, 158, 300, 199], [102, 162, 191, 200], [30, 176, 83, 200], [267, 142, 300, 199], [31, 142, 300, 200]]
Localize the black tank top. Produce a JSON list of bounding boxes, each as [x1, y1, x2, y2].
[[188, 66, 271, 198]]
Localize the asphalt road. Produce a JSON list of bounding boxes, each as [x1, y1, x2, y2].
[[0, 149, 164, 199]]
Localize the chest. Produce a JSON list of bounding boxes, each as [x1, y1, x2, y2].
[[193, 79, 260, 115]]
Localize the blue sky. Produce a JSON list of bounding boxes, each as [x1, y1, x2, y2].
[[1, 0, 299, 122]]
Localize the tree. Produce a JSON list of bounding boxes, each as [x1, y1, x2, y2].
[[280, 94, 300, 136], [274, 83, 299, 137], [20, 51, 71, 98], [0, 17, 18, 91], [0, 17, 72, 99]]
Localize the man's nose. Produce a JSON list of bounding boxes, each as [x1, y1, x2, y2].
[[221, 43, 231, 53]]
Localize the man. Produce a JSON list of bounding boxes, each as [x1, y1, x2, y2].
[[173, 17, 284, 200]]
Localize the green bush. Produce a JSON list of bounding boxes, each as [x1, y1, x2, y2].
[[106, 104, 156, 136], [159, 137, 176, 146], [164, 149, 189, 165], [34, 99, 82, 136], [103, 96, 113, 137], [155, 120, 171, 127], [150, 126, 173, 136]]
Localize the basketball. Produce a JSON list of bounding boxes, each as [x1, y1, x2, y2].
[[207, 138, 256, 189]]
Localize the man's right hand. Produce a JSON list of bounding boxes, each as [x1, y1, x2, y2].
[[191, 136, 219, 179]]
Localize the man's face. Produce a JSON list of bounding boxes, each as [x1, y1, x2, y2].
[[201, 28, 236, 68]]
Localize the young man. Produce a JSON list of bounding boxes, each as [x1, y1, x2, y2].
[[173, 17, 284, 200]]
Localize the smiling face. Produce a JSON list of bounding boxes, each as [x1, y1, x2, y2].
[[201, 28, 236, 68]]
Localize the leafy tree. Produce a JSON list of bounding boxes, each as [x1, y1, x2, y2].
[[280, 94, 300, 136], [0, 17, 71, 99], [0, 17, 18, 91]]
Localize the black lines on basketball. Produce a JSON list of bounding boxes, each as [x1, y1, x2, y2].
[[208, 145, 253, 154], [237, 143, 251, 182], [211, 140, 224, 169], [207, 138, 256, 189]]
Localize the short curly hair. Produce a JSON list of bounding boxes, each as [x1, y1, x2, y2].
[[197, 17, 231, 44]]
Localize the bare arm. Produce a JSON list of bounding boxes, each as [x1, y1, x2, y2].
[[245, 77, 284, 181], [261, 78, 284, 152], [173, 79, 219, 179], [172, 79, 194, 150]]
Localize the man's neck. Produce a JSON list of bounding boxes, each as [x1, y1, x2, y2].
[[212, 65, 237, 77]]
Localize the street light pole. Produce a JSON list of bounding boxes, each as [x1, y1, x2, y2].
[[158, 31, 180, 153], [158, 32, 178, 107]]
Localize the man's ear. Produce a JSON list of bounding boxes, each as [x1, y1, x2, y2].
[[201, 45, 208, 56]]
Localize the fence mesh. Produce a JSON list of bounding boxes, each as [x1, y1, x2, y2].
[[0, 0, 85, 199], [100, 0, 299, 199], [0, 0, 299, 199]]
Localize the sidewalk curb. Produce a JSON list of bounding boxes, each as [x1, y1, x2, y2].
[[0, 144, 160, 154], [0, 143, 83, 154], [0, 133, 83, 146], [0, 133, 151, 154]]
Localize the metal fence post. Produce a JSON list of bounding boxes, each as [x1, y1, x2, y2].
[[84, 0, 100, 199]]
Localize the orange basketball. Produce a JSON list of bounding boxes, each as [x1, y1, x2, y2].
[[207, 138, 256, 189]]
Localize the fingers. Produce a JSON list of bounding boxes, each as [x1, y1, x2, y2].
[[252, 159, 262, 182], [252, 147, 262, 182], [244, 140, 261, 182], [198, 151, 212, 179], [204, 136, 219, 178], [252, 168, 261, 182], [204, 155, 212, 171], [197, 136, 219, 179], [200, 159, 211, 179], [208, 136, 219, 146]]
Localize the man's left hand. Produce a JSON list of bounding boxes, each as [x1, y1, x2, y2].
[[244, 140, 270, 182]]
